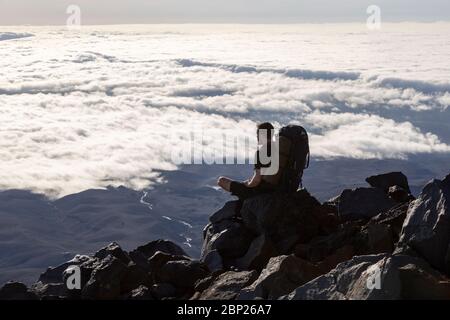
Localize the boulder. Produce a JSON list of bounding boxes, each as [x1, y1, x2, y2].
[[238, 255, 323, 300], [120, 263, 152, 294], [0, 282, 38, 300], [202, 250, 223, 273], [31, 282, 68, 299], [388, 185, 411, 203], [236, 234, 277, 271], [199, 271, 258, 300], [201, 222, 254, 263], [240, 190, 322, 253], [369, 202, 409, 241], [81, 255, 128, 300], [151, 283, 177, 300], [366, 172, 411, 194], [38, 254, 93, 284], [157, 260, 210, 289], [210, 201, 239, 224], [130, 240, 187, 261], [399, 174, 450, 274], [94, 242, 131, 265], [338, 188, 396, 220], [282, 253, 450, 300]]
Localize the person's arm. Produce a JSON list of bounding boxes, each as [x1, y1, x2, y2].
[[245, 169, 262, 188]]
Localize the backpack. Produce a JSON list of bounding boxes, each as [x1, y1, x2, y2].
[[277, 125, 310, 193]]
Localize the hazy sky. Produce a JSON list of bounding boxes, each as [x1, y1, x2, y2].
[[1, 0, 449, 25]]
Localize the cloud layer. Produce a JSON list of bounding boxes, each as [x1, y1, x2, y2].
[[0, 24, 449, 197]]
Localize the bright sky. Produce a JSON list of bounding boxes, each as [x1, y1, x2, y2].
[[1, 0, 449, 25]]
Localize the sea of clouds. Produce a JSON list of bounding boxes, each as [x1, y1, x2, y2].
[[1, 24, 449, 198]]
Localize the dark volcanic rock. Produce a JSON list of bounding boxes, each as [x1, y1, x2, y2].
[[94, 242, 131, 265], [199, 271, 258, 300], [366, 172, 411, 194], [338, 187, 396, 220], [283, 253, 450, 300], [157, 260, 210, 289], [238, 255, 323, 300], [399, 174, 450, 274], [81, 255, 128, 300], [0, 282, 38, 300]]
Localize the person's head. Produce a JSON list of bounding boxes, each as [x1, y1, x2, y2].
[[257, 122, 274, 143]]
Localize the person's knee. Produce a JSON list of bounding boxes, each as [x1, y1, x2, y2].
[[217, 176, 227, 187], [217, 176, 231, 191]]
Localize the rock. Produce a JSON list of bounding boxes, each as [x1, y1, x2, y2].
[[282, 253, 450, 300], [369, 202, 409, 241], [157, 260, 210, 289], [366, 172, 411, 194], [151, 283, 177, 300], [31, 282, 68, 299], [202, 250, 223, 273], [388, 185, 411, 203], [129, 240, 188, 272], [338, 188, 396, 220], [236, 234, 277, 271], [81, 255, 128, 300], [38, 254, 93, 284], [148, 251, 191, 273], [202, 222, 254, 262], [120, 263, 152, 294], [0, 282, 38, 300], [199, 271, 258, 300], [240, 190, 322, 253], [210, 201, 239, 224], [361, 224, 394, 254], [399, 174, 450, 274], [127, 285, 154, 300], [94, 242, 131, 265], [130, 240, 187, 261], [238, 255, 323, 300]]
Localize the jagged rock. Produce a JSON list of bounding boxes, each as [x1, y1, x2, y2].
[[151, 283, 177, 300], [366, 172, 411, 194], [38, 254, 93, 284], [282, 254, 450, 300], [199, 271, 258, 300], [202, 250, 223, 273], [210, 201, 239, 224], [81, 255, 128, 300], [388, 186, 411, 203], [129, 240, 187, 271], [31, 282, 68, 299], [399, 174, 450, 274], [238, 255, 323, 300], [127, 285, 154, 300], [369, 202, 409, 241], [236, 234, 277, 271], [157, 260, 210, 289], [0, 282, 38, 300], [148, 251, 191, 272], [202, 222, 254, 263], [120, 263, 152, 294], [94, 242, 131, 265], [338, 188, 396, 220], [240, 190, 322, 254], [360, 224, 394, 254]]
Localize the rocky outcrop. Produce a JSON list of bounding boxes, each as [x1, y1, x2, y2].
[[1, 171, 449, 301], [398, 174, 450, 274], [282, 254, 450, 300]]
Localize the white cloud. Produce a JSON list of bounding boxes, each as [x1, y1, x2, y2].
[[0, 25, 449, 197]]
